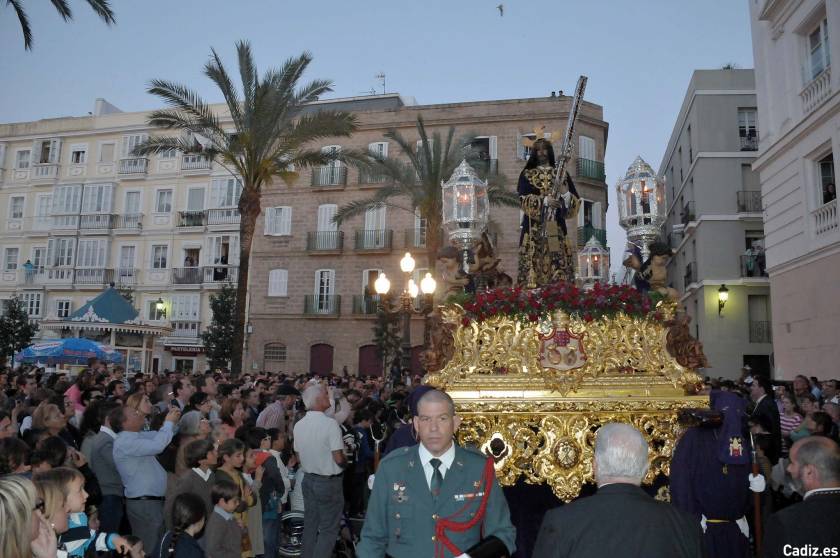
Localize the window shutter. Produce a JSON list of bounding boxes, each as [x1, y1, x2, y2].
[[209, 179, 224, 208], [81, 185, 95, 213], [268, 269, 288, 296], [102, 184, 114, 212], [317, 205, 337, 232], [593, 202, 602, 228], [121, 136, 130, 158], [31, 141, 43, 164], [229, 235, 240, 265], [48, 139, 62, 164], [264, 207, 277, 235], [577, 200, 587, 227], [279, 207, 292, 235], [489, 136, 498, 160], [0, 144, 6, 168]]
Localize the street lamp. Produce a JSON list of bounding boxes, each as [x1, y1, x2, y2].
[[718, 284, 729, 316], [155, 297, 167, 319], [374, 252, 437, 373]]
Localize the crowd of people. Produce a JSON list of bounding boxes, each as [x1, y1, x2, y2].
[[0, 359, 838, 558]]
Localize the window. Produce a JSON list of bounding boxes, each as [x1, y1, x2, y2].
[[171, 293, 200, 321], [70, 145, 87, 164], [264, 343, 287, 362], [678, 147, 684, 183], [159, 148, 177, 159], [81, 183, 114, 214], [121, 134, 147, 158], [265, 206, 292, 236], [98, 143, 115, 163], [4, 248, 19, 271], [76, 240, 107, 268], [687, 125, 693, 163], [16, 150, 30, 169], [808, 19, 830, 81], [362, 269, 383, 295], [9, 196, 24, 219], [268, 269, 288, 296], [55, 299, 71, 318], [819, 153, 836, 205], [151, 245, 168, 269], [46, 238, 76, 267], [210, 177, 243, 208], [21, 293, 42, 318], [738, 108, 758, 150], [155, 190, 173, 213], [146, 299, 166, 321], [368, 142, 388, 159], [119, 246, 136, 273], [578, 135, 596, 161], [36, 140, 59, 164], [314, 269, 335, 312], [520, 133, 536, 160]]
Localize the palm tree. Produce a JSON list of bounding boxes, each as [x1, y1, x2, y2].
[[334, 116, 519, 268], [134, 41, 358, 374], [6, 0, 115, 50]]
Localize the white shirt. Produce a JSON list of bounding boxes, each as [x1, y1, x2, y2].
[[293, 411, 344, 476], [192, 467, 212, 482], [418, 442, 456, 490], [100, 426, 117, 439]]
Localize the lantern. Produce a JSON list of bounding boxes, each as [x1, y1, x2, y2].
[[577, 236, 610, 287], [616, 156, 667, 260], [442, 160, 490, 270]]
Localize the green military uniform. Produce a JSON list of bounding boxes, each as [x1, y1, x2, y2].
[[357, 444, 516, 558]]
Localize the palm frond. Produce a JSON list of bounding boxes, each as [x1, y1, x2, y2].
[[146, 79, 227, 143], [131, 136, 198, 157], [84, 0, 115, 23], [487, 185, 520, 207], [7, 0, 32, 49], [287, 110, 357, 145], [49, 0, 71, 21], [205, 48, 244, 132], [236, 41, 256, 127]]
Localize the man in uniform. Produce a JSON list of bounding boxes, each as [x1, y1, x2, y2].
[[357, 389, 516, 558]]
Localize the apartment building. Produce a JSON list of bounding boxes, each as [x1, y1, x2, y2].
[[243, 93, 610, 375], [660, 69, 773, 378], [749, 0, 840, 379]]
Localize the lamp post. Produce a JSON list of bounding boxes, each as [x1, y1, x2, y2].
[[718, 284, 729, 316], [374, 252, 437, 372]]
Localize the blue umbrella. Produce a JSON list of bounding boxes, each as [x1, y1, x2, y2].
[[16, 338, 124, 366]]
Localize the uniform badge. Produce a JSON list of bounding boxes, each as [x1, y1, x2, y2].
[[729, 437, 743, 458], [393, 482, 408, 503]]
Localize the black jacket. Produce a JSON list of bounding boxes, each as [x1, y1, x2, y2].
[[751, 396, 782, 464], [763, 490, 840, 558], [532, 483, 704, 558], [155, 531, 205, 558]]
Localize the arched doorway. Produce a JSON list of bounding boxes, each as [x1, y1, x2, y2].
[[358, 344, 382, 376], [309, 343, 334, 375]]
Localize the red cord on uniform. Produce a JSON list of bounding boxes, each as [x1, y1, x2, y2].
[[435, 457, 496, 558]]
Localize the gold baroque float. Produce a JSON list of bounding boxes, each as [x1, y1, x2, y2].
[[424, 302, 706, 502]]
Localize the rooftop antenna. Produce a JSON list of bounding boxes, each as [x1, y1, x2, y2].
[[358, 88, 377, 96], [375, 72, 386, 94]]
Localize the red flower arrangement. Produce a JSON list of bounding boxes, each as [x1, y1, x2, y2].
[[456, 281, 665, 326]]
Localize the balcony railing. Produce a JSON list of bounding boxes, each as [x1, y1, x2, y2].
[[50, 214, 80, 230], [737, 191, 762, 213], [354, 229, 393, 251], [177, 210, 207, 227], [114, 214, 143, 230], [18, 268, 45, 286], [203, 265, 238, 284], [740, 254, 768, 278], [306, 231, 344, 252], [31, 163, 59, 179], [749, 320, 772, 344], [118, 158, 148, 175], [813, 198, 838, 236], [681, 201, 696, 225], [80, 214, 116, 230], [576, 158, 606, 181], [207, 208, 241, 225], [44, 268, 75, 285], [359, 169, 388, 184], [577, 225, 607, 246], [739, 135, 759, 151], [304, 294, 341, 315], [405, 228, 427, 248], [181, 155, 211, 170], [352, 295, 381, 315], [74, 268, 114, 285], [801, 66, 832, 115], [115, 268, 139, 285], [172, 267, 202, 285], [473, 159, 499, 180], [683, 262, 697, 290], [311, 165, 347, 187], [171, 321, 201, 338]]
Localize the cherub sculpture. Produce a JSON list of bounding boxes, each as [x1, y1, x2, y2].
[[623, 241, 680, 301]]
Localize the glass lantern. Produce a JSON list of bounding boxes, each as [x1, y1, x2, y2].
[[441, 160, 490, 270], [577, 236, 610, 287], [616, 156, 666, 260]]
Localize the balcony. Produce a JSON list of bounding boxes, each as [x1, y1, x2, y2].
[[44, 268, 75, 285], [207, 208, 241, 226], [354, 229, 393, 252], [304, 294, 341, 316], [50, 214, 79, 231], [171, 321, 201, 338], [405, 228, 428, 249], [74, 268, 114, 286], [306, 231, 344, 252], [172, 267, 202, 285], [473, 159, 499, 180], [115, 268, 139, 286], [813, 199, 838, 237], [203, 265, 238, 284], [352, 295, 381, 315], [683, 261, 697, 290], [181, 155, 211, 171], [177, 210, 207, 228], [359, 169, 388, 185], [576, 158, 606, 181], [114, 214, 143, 230], [680, 201, 696, 226], [739, 135, 759, 151], [118, 157, 148, 175], [31, 163, 59, 180], [577, 225, 607, 247], [311, 165, 347, 187], [740, 255, 768, 278], [801, 66, 831, 115], [737, 191, 762, 213], [18, 268, 45, 287], [749, 320, 772, 344], [80, 214, 116, 231]]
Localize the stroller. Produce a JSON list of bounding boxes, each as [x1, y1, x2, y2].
[[276, 510, 358, 558]]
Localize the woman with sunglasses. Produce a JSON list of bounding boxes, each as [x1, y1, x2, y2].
[[0, 475, 57, 558]]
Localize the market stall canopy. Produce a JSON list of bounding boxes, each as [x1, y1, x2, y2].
[[16, 338, 124, 365]]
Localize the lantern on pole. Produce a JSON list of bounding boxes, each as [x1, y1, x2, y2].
[[442, 160, 490, 271], [577, 236, 610, 287], [616, 156, 666, 261]]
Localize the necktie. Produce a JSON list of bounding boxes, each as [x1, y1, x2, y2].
[[429, 458, 443, 499]]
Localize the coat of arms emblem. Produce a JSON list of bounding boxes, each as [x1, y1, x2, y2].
[[538, 327, 587, 371]]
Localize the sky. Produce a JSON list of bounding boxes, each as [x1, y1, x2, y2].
[[0, 0, 756, 277]]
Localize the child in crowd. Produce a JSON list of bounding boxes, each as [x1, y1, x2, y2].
[[157, 493, 207, 558], [206, 479, 243, 558], [213, 438, 255, 557]]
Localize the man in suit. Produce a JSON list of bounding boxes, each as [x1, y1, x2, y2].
[[763, 436, 840, 557], [357, 389, 516, 558], [749, 375, 782, 465], [83, 403, 124, 533], [533, 423, 703, 558]]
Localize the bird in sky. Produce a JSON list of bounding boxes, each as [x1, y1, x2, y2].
[[497, 4, 504, 16]]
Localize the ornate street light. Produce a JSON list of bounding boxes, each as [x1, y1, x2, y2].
[[442, 160, 490, 271], [616, 156, 667, 261], [155, 297, 167, 319], [577, 236, 610, 287], [718, 284, 729, 315]]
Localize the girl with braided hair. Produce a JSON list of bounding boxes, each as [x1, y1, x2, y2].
[[156, 493, 207, 558]]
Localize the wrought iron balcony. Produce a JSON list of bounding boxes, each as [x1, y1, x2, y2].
[[740, 255, 768, 278], [203, 265, 238, 284], [737, 191, 762, 213], [171, 321, 201, 338], [207, 208, 240, 225], [304, 294, 341, 316], [177, 210, 207, 228], [74, 268, 115, 285], [683, 261, 697, 290], [306, 231, 344, 252], [115, 268, 139, 286], [358, 169, 388, 185], [749, 320, 772, 344], [172, 267, 202, 285], [118, 158, 148, 175], [352, 295, 381, 315], [680, 201, 696, 225], [181, 154, 211, 170], [577, 225, 607, 246], [739, 135, 759, 151], [311, 165, 347, 187], [114, 214, 143, 230], [576, 158, 606, 181], [354, 229, 393, 251], [80, 214, 116, 230]]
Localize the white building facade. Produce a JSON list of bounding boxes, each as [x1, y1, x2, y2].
[[749, 0, 840, 379]]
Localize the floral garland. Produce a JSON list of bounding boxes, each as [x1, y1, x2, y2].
[[453, 282, 667, 326]]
